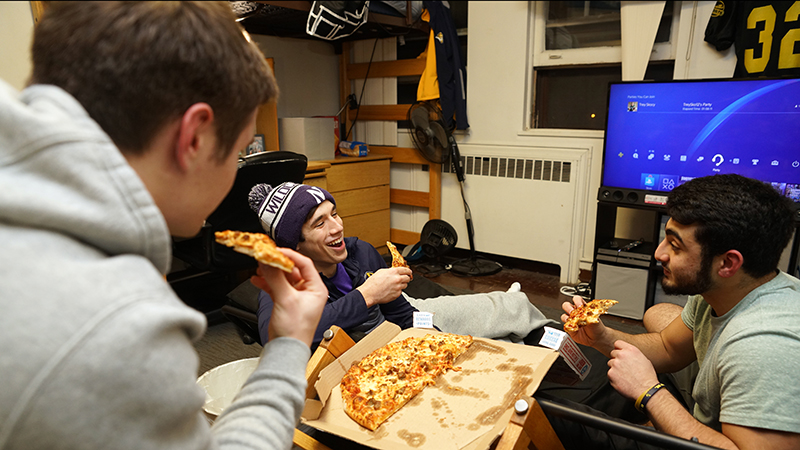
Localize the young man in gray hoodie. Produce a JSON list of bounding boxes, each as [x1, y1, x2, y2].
[[0, 2, 327, 449]]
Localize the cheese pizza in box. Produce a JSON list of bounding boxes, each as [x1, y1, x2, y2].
[[303, 322, 559, 450]]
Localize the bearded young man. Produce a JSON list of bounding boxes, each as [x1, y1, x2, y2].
[[558, 174, 800, 450]]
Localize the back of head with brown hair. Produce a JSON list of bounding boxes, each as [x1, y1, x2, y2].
[[30, 1, 277, 160]]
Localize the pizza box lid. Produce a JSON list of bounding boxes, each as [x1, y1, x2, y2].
[[301, 322, 559, 450]]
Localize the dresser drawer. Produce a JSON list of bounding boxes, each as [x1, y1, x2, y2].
[[303, 173, 327, 190], [326, 159, 390, 192], [342, 209, 390, 249], [335, 185, 389, 218]]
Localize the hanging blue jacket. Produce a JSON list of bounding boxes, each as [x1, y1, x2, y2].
[[425, 1, 469, 130], [257, 237, 417, 348]]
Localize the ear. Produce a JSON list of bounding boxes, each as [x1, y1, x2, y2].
[[717, 250, 744, 278], [175, 103, 215, 172]]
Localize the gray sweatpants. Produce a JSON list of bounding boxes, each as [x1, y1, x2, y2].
[[405, 291, 557, 342]]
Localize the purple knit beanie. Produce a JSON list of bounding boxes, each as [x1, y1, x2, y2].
[[248, 182, 335, 249]]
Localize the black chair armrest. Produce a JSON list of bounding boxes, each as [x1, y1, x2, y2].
[[221, 304, 261, 345], [220, 304, 257, 323], [221, 279, 263, 345]]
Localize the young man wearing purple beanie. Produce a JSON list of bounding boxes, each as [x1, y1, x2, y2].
[[250, 182, 555, 348]]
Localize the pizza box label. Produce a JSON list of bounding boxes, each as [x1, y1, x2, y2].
[[412, 311, 435, 329], [538, 327, 591, 381], [303, 322, 558, 450]]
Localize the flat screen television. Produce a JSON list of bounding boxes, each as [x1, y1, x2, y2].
[[601, 77, 800, 206]]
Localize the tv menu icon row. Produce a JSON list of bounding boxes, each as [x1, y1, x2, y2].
[[621, 151, 800, 169]]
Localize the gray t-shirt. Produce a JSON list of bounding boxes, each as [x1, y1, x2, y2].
[[681, 271, 800, 433]]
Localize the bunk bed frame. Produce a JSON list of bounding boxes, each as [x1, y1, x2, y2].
[[245, 1, 439, 246]]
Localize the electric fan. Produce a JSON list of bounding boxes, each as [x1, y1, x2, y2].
[[411, 219, 458, 277], [407, 101, 502, 277]]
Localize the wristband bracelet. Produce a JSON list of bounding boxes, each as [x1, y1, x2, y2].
[[634, 382, 665, 413]]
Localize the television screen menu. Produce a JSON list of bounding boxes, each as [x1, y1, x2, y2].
[[603, 78, 800, 201]]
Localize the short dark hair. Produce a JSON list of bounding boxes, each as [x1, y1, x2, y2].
[[666, 174, 795, 278], [30, 1, 278, 160]]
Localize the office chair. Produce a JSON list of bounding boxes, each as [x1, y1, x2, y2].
[[169, 151, 308, 323], [222, 277, 263, 345]]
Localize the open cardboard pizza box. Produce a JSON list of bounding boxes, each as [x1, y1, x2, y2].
[[301, 322, 559, 450]]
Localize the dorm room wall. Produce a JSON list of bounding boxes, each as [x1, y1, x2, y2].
[[0, 2, 737, 284], [0, 1, 35, 90], [379, 1, 735, 283]]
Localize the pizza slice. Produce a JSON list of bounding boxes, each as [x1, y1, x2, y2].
[[414, 334, 473, 376], [386, 241, 408, 268], [340, 339, 431, 431], [340, 333, 473, 431], [386, 241, 412, 280], [214, 230, 295, 273], [563, 299, 619, 333]]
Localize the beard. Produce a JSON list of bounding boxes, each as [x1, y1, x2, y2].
[[661, 254, 714, 296]]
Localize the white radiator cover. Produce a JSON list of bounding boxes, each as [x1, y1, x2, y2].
[[439, 144, 592, 284]]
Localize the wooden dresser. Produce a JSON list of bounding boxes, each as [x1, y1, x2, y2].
[[304, 154, 392, 252]]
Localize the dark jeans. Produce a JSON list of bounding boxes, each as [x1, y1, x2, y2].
[[526, 327, 696, 450]]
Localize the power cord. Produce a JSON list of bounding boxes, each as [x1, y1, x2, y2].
[[559, 282, 592, 300], [345, 38, 379, 141]]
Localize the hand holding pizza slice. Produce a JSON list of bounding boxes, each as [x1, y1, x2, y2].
[[563, 298, 619, 333], [216, 232, 327, 347]]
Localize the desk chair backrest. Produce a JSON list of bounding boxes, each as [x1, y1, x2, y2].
[[208, 151, 308, 234], [173, 151, 308, 272]]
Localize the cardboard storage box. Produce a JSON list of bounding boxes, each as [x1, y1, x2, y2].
[[302, 323, 559, 450], [279, 117, 336, 161]]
